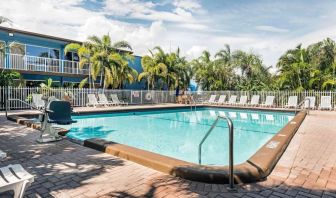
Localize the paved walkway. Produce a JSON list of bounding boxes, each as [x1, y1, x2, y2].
[[0, 111, 335, 198]]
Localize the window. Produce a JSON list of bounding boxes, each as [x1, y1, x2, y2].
[[26, 45, 49, 57], [49, 49, 60, 59], [65, 52, 79, 61]]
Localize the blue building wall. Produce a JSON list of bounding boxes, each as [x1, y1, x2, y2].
[[0, 28, 145, 89]]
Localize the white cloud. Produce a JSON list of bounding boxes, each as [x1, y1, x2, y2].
[[255, 25, 289, 33], [172, 0, 203, 13]]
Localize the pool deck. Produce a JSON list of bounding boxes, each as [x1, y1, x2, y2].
[[0, 107, 336, 197]]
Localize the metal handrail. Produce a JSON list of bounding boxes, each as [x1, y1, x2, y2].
[[6, 98, 44, 118], [198, 115, 235, 190], [295, 98, 311, 115]]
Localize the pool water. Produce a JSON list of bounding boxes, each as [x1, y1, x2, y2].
[[65, 108, 294, 165]]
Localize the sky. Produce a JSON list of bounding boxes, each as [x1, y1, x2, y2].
[[1, 0, 336, 70]]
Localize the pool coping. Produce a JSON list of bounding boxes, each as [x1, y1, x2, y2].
[[7, 105, 306, 184]]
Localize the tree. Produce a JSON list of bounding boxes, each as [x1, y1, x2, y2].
[[65, 35, 137, 89]]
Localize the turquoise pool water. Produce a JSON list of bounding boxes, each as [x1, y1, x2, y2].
[[65, 108, 294, 165]]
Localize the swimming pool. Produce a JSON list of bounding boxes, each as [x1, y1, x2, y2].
[[65, 107, 294, 166]]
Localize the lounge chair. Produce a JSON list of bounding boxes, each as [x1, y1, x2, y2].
[[0, 164, 34, 198], [98, 94, 115, 106], [87, 94, 106, 107], [0, 149, 6, 160], [319, 96, 332, 110], [260, 96, 275, 107], [250, 95, 260, 106], [285, 96, 298, 108], [237, 96, 248, 106], [203, 95, 217, 104], [38, 100, 77, 143], [213, 95, 226, 105], [226, 95, 237, 105], [110, 94, 128, 106], [32, 94, 45, 109], [304, 96, 316, 109]]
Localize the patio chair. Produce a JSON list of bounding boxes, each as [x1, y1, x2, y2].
[[260, 96, 275, 107], [87, 94, 105, 107], [38, 100, 77, 143], [32, 94, 45, 109], [213, 95, 226, 105], [98, 94, 115, 106], [237, 96, 248, 106], [304, 96, 316, 109], [0, 149, 6, 160], [203, 95, 217, 104], [250, 95, 260, 106], [0, 164, 34, 198], [319, 96, 332, 110], [226, 95, 237, 105], [110, 94, 128, 106], [285, 96, 298, 108]]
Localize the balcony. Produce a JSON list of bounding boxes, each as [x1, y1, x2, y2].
[[0, 53, 90, 75]]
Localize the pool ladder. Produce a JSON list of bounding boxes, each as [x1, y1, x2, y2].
[[295, 98, 311, 115], [198, 115, 236, 191]]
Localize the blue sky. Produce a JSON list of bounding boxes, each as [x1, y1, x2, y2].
[[1, 0, 336, 69]]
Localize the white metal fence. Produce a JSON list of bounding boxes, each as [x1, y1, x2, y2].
[[0, 87, 176, 110], [1, 87, 336, 110]]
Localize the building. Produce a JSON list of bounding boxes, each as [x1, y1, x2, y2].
[[0, 26, 144, 89]]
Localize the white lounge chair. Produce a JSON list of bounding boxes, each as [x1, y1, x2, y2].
[[203, 95, 217, 104], [110, 94, 128, 106], [304, 96, 316, 109], [213, 95, 226, 105], [250, 95, 260, 106], [32, 94, 45, 109], [0, 150, 6, 160], [319, 96, 332, 110], [260, 96, 275, 107], [237, 96, 248, 106], [98, 94, 115, 106], [227, 95, 237, 105], [285, 96, 298, 108], [87, 94, 105, 107], [0, 164, 34, 198]]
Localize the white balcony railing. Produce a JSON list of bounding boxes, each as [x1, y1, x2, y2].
[[0, 53, 90, 75]]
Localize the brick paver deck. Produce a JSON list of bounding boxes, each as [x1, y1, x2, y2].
[[0, 111, 336, 198]]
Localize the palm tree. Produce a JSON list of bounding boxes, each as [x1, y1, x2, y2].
[[65, 35, 136, 89], [138, 54, 168, 90]]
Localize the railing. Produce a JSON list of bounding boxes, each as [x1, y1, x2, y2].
[[296, 98, 311, 115], [1, 87, 336, 110], [198, 115, 235, 191], [0, 53, 90, 75], [5, 98, 44, 118], [0, 87, 177, 110]]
